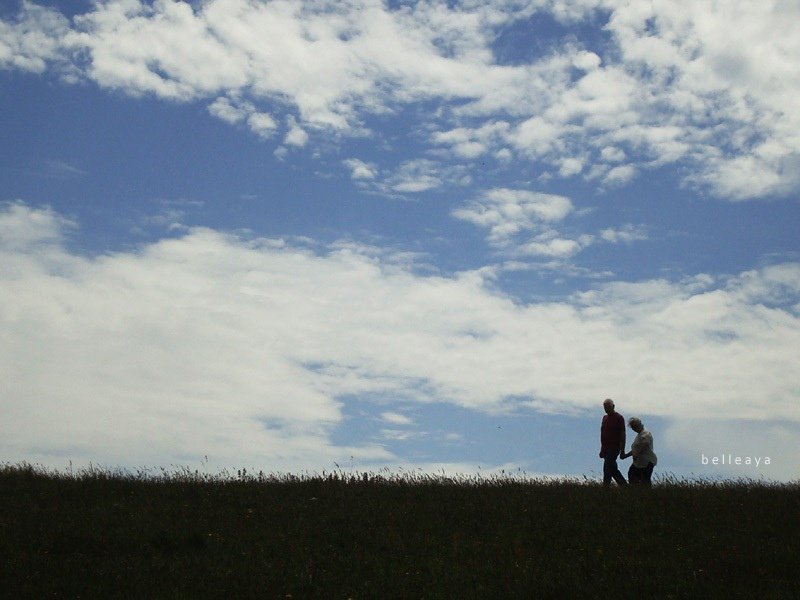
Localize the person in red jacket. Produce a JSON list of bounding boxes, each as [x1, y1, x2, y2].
[[599, 398, 627, 486]]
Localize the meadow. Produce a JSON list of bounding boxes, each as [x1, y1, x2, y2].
[[1, 463, 798, 598]]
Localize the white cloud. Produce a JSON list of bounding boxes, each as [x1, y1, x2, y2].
[[38, 0, 542, 133], [454, 188, 573, 232], [431, 121, 511, 160], [207, 96, 248, 124], [447, 1, 800, 198], [602, 0, 800, 197], [0, 201, 74, 250], [600, 146, 625, 163], [247, 111, 278, 138], [343, 158, 377, 181], [381, 411, 414, 426], [599, 224, 648, 244], [4, 0, 800, 198], [603, 164, 637, 186], [386, 159, 443, 193], [375, 159, 470, 195], [519, 235, 584, 259], [451, 141, 487, 159], [512, 116, 564, 157], [696, 153, 800, 202], [273, 146, 289, 160], [0, 203, 800, 470], [453, 188, 584, 257], [572, 50, 601, 71], [0, 1, 69, 74], [284, 116, 309, 147], [3, 203, 798, 474], [452, 188, 646, 260], [558, 157, 583, 177], [380, 429, 420, 441], [208, 96, 278, 139], [495, 148, 513, 162]]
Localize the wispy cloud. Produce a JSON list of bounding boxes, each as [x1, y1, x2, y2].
[[131, 198, 206, 235], [43, 160, 88, 178], [381, 411, 414, 426], [600, 224, 648, 244], [360, 159, 472, 196], [383, 159, 466, 194]]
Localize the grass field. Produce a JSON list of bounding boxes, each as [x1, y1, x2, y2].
[[1, 463, 798, 598]]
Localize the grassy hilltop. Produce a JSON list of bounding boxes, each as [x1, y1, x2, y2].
[[1, 463, 798, 599]]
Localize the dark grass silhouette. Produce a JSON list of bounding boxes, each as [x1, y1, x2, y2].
[[2, 463, 798, 598]]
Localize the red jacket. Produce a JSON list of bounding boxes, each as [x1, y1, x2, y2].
[[601, 412, 625, 454]]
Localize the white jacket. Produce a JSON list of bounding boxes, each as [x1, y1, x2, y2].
[[631, 430, 657, 468]]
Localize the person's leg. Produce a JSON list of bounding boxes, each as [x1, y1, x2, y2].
[[603, 452, 614, 486], [643, 462, 654, 487], [604, 452, 626, 486], [612, 458, 627, 486], [628, 464, 639, 485]]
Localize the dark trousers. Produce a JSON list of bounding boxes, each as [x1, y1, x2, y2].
[[602, 451, 627, 486], [628, 462, 655, 486]]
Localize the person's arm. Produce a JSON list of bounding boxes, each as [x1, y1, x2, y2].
[[619, 417, 626, 459], [599, 419, 604, 457]]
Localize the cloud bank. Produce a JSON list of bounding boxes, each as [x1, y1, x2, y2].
[[2, 202, 799, 474]]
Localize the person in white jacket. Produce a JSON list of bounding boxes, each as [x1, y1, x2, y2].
[[622, 417, 657, 486]]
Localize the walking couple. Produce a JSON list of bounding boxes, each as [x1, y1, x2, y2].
[[600, 398, 657, 486]]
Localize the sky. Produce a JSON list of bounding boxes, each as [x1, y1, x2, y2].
[[1, 0, 799, 481]]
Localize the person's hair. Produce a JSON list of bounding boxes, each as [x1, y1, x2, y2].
[[603, 398, 614, 407], [628, 417, 642, 429]]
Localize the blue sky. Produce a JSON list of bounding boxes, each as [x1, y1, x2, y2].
[[1, 0, 799, 481]]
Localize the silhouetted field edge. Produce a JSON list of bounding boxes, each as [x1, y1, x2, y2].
[[4, 461, 799, 598], [3, 461, 797, 488]]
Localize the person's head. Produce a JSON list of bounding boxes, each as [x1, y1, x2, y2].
[[603, 399, 615, 415], [628, 417, 643, 433]]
